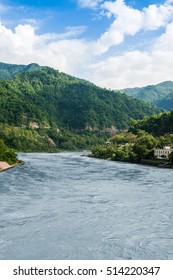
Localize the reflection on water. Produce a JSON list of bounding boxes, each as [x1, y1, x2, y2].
[[0, 152, 173, 259]]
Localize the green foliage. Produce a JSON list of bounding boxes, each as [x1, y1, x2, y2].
[[0, 125, 110, 152], [90, 128, 173, 166], [0, 63, 160, 152], [110, 132, 136, 144], [132, 132, 158, 161], [0, 67, 159, 130], [129, 111, 173, 136], [168, 152, 173, 165], [91, 145, 117, 159], [0, 62, 40, 80], [120, 81, 173, 110], [0, 139, 18, 164], [155, 93, 173, 111]]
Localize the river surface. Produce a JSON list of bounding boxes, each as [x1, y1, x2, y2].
[[0, 152, 173, 260]]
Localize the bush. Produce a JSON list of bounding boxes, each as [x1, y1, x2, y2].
[[0, 139, 18, 164]]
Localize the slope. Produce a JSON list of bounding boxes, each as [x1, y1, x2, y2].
[[0, 65, 161, 151], [0, 62, 40, 80], [129, 111, 173, 136], [120, 81, 173, 110]]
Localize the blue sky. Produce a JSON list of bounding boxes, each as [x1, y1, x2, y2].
[[0, 0, 173, 88]]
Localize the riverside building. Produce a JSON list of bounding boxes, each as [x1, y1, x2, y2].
[[154, 146, 173, 159]]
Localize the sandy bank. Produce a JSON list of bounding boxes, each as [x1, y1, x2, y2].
[[0, 161, 12, 172]]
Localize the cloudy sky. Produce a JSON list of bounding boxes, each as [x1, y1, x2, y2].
[[0, 0, 173, 89]]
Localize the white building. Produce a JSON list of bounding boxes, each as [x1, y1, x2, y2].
[[154, 146, 173, 159]]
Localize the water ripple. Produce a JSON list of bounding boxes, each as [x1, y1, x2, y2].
[[0, 152, 173, 259]]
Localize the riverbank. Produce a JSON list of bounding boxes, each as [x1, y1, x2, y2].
[[140, 159, 173, 168], [0, 160, 24, 172], [0, 161, 13, 172], [87, 154, 173, 169]]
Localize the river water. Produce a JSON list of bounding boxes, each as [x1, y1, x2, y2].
[[0, 152, 173, 260]]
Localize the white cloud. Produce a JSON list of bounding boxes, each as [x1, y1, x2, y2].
[[55, 26, 87, 40], [77, 0, 103, 8], [0, 22, 90, 75], [91, 0, 173, 55], [93, 0, 143, 54], [86, 21, 173, 89], [153, 22, 173, 51], [1, 0, 173, 89], [21, 18, 42, 30], [143, 2, 173, 29], [166, 0, 173, 4]]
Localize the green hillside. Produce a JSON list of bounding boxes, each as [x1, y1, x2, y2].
[[155, 93, 173, 110], [90, 111, 173, 167], [0, 62, 40, 80], [129, 110, 173, 136], [0, 64, 160, 152], [120, 81, 173, 110], [0, 139, 18, 165]]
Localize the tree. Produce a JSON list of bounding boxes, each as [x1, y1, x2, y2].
[[0, 139, 18, 164], [132, 132, 158, 161], [168, 152, 173, 166]]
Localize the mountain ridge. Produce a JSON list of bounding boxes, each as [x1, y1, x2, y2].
[[0, 62, 40, 80], [0, 62, 161, 151], [119, 81, 173, 110]]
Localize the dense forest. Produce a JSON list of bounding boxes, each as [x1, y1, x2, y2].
[[129, 111, 173, 135], [0, 63, 160, 152], [119, 81, 173, 110]]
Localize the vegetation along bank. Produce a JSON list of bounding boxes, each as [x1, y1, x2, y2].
[[89, 111, 173, 168]]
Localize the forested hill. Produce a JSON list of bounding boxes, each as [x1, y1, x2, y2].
[[129, 111, 173, 136], [0, 62, 40, 80], [0, 65, 161, 151], [119, 81, 173, 110], [0, 66, 160, 129]]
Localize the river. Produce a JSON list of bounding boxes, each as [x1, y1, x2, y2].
[[0, 152, 173, 260]]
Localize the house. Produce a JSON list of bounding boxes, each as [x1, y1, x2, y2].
[[154, 146, 173, 159]]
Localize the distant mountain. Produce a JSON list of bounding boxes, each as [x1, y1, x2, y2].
[[0, 63, 161, 151], [119, 81, 173, 110], [155, 92, 173, 111], [0, 62, 40, 79]]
